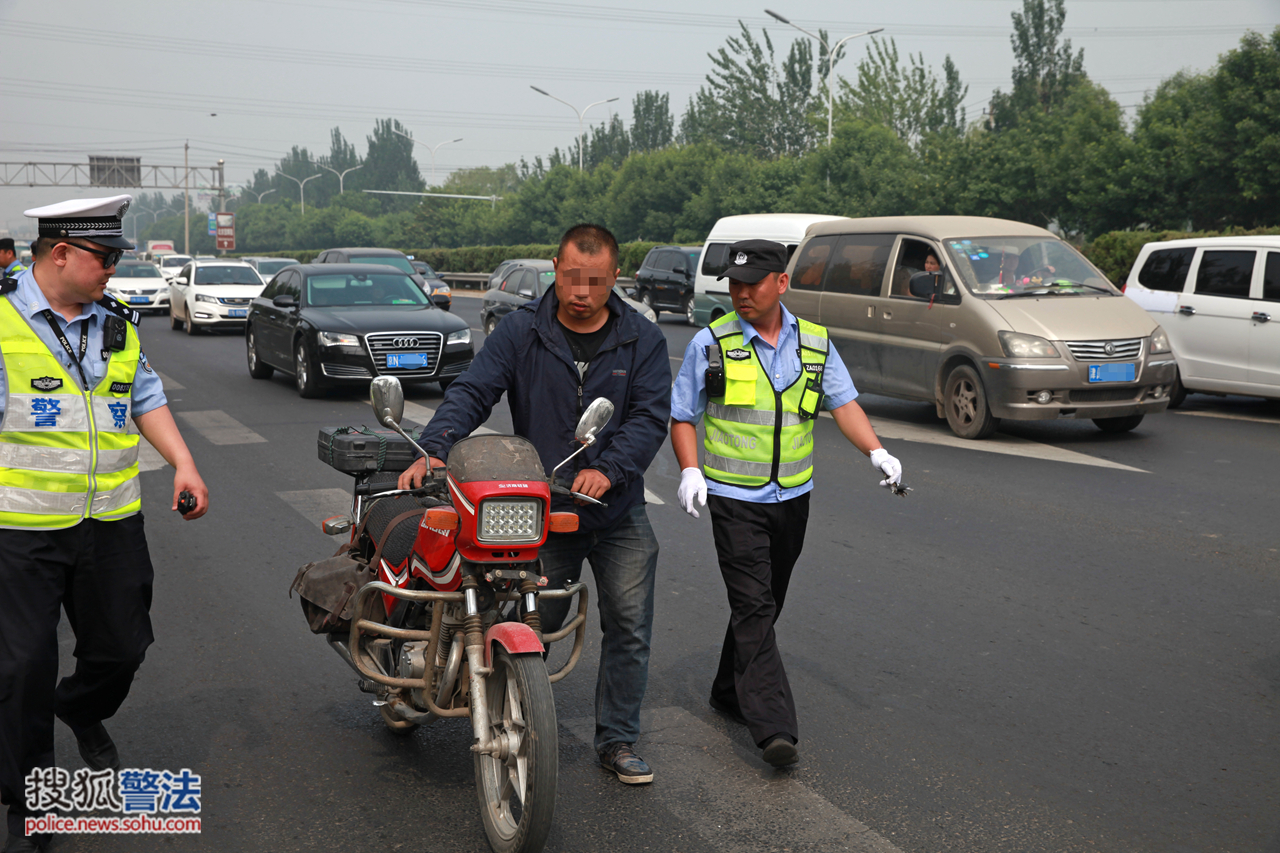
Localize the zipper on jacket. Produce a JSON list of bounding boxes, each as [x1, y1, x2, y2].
[[769, 388, 783, 484]]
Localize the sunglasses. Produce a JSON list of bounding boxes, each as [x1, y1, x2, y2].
[[62, 241, 123, 269]]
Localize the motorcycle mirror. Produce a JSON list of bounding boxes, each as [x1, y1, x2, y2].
[[370, 376, 405, 428], [574, 397, 615, 447]]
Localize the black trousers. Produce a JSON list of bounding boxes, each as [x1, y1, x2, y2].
[[0, 514, 154, 838], [707, 493, 809, 748]]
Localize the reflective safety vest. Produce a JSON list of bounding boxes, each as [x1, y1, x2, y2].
[[702, 312, 829, 488], [0, 296, 142, 529]]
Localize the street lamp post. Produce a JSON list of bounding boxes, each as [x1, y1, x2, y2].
[[131, 206, 164, 242], [314, 162, 363, 194], [276, 170, 321, 216], [389, 129, 463, 187], [765, 9, 883, 145], [245, 188, 277, 204], [529, 87, 619, 171]]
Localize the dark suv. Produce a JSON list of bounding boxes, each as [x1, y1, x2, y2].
[[633, 246, 701, 324]]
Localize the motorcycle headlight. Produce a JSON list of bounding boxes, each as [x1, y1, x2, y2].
[[317, 331, 360, 347], [478, 498, 542, 543], [194, 293, 218, 303], [447, 328, 471, 345], [1149, 325, 1171, 354], [998, 330, 1060, 358]]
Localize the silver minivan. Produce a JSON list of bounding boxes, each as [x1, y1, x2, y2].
[[783, 216, 1177, 438]]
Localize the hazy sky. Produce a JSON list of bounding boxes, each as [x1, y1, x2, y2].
[[2, 0, 1275, 239]]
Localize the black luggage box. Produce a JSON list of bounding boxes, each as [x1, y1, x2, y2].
[[318, 425, 424, 474]]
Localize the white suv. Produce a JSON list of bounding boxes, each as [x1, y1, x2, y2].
[[168, 260, 266, 334], [1124, 236, 1280, 406]]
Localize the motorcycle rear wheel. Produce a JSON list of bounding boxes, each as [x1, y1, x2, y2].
[[474, 649, 557, 853]]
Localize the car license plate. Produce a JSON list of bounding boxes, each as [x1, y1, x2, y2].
[[228, 308, 247, 318], [386, 352, 429, 370], [1088, 363, 1135, 383], [129, 297, 150, 304]]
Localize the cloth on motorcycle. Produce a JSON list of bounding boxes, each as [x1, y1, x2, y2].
[[290, 555, 377, 633], [417, 286, 671, 531]]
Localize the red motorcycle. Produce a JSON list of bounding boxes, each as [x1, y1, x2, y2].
[[293, 376, 608, 853]]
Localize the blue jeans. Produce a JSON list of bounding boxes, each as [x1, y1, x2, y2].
[[536, 503, 658, 752]]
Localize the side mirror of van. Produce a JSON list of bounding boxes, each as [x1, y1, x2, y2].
[[908, 271, 941, 299]]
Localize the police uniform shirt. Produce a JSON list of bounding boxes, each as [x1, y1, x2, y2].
[[0, 267, 167, 425], [670, 303, 858, 504], [3, 259, 24, 278]]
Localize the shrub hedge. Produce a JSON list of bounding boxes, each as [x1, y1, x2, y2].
[[232, 241, 666, 277]]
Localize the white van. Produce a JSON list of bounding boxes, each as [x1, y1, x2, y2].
[[690, 213, 844, 327], [1124, 236, 1280, 406]]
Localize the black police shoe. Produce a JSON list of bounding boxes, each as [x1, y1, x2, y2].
[[761, 736, 798, 767], [71, 722, 121, 772]]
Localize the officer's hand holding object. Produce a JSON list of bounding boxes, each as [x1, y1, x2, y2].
[[677, 467, 707, 518], [869, 448, 902, 487]]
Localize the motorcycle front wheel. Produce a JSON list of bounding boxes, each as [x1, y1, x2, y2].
[[474, 649, 558, 853]]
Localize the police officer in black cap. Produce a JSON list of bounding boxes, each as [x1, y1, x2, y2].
[[1, 195, 209, 852], [668, 239, 902, 767]]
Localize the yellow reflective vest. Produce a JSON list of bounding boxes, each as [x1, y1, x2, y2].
[[0, 297, 142, 529], [702, 312, 829, 488]]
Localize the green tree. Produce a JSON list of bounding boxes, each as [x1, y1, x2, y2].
[[362, 118, 425, 212], [989, 0, 1086, 127], [630, 91, 674, 152], [836, 37, 969, 144]]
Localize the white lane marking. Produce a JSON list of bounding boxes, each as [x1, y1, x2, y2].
[[138, 440, 168, 472], [403, 401, 496, 435], [644, 488, 666, 506], [155, 371, 185, 390], [1175, 409, 1280, 425], [176, 410, 268, 445], [471, 327, 483, 334], [566, 706, 906, 853], [669, 356, 683, 363], [819, 412, 1147, 473], [277, 488, 353, 541]]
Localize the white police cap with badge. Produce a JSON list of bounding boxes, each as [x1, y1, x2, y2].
[[24, 194, 135, 251]]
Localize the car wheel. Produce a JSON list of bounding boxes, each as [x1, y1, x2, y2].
[[1093, 414, 1144, 433], [1168, 368, 1187, 409], [295, 339, 322, 398], [639, 290, 658, 314], [709, 308, 725, 324], [246, 326, 274, 379], [184, 305, 199, 335], [484, 315, 499, 337], [438, 378, 454, 392], [684, 295, 697, 326], [169, 308, 182, 331], [944, 364, 999, 439]]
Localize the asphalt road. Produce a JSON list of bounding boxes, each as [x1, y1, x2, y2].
[[17, 292, 1279, 852]]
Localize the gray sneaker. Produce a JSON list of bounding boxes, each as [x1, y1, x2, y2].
[[599, 743, 654, 784]]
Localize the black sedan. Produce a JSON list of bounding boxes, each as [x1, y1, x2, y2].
[[245, 264, 473, 398]]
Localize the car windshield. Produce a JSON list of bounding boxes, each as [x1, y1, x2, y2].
[[256, 260, 298, 276], [161, 256, 192, 268], [349, 255, 416, 275], [112, 264, 161, 278], [537, 270, 556, 294], [193, 265, 262, 285], [413, 262, 438, 277], [305, 273, 429, 307], [942, 237, 1116, 298]]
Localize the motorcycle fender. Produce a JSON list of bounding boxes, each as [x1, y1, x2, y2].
[[484, 622, 544, 667]]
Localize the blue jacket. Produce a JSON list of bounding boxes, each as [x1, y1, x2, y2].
[[419, 288, 671, 531]]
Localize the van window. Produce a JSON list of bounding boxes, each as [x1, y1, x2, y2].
[[823, 235, 893, 297], [1262, 253, 1280, 302], [1194, 251, 1254, 299], [891, 238, 940, 298], [701, 243, 731, 279], [791, 237, 838, 291], [1139, 248, 1194, 292]]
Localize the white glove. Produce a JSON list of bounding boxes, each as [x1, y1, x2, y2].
[[869, 448, 902, 487], [677, 467, 707, 518]]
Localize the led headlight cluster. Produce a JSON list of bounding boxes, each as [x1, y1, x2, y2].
[[478, 499, 542, 543]]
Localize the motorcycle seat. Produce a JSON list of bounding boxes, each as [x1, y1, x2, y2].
[[364, 491, 441, 569]]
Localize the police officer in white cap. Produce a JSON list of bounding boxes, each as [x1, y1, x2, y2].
[[0, 195, 208, 852]]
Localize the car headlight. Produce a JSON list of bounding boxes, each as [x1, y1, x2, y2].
[[1149, 325, 1171, 354], [447, 328, 471, 345], [643, 307, 657, 323], [478, 498, 542, 543], [433, 282, 451, 295], [317, 331, 360, 347], [194, 293, 218, 303], [998, 331, 1060, 358]]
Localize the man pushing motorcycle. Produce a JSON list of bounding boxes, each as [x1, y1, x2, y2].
[[400, 223, 671, 784]]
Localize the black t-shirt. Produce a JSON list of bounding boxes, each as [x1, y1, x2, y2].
[[558, 314, 615, 379]]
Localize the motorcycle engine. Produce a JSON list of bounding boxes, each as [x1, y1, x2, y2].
[[397, 641, 431, 708]]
